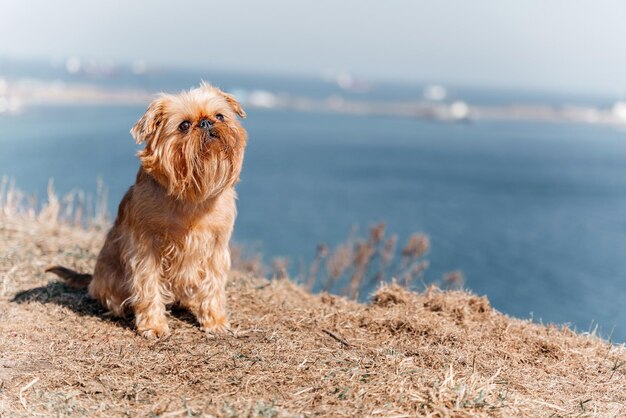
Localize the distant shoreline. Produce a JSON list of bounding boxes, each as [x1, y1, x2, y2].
[[3, 78, 626, 127]]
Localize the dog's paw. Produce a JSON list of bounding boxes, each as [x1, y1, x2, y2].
[[199, 315, 231, 336], [136, 322, 170, 339]]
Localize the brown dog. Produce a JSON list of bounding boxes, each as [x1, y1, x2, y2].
[[47, 82, 247, 338]]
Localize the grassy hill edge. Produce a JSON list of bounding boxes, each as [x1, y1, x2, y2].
[[0, 213, 625, 417]]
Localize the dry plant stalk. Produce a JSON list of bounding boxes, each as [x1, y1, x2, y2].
[[304, 222, 436, 299], [230, 244, 265, 278], [444, 270, 465, 290], [305, 244, 328, 290], [272, 257, 290, 279], [0, 176, 109, 229]]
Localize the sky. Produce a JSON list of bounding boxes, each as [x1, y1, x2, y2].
[[2, 0, 626, 95]]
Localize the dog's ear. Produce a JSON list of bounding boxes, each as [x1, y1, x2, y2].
[[221, 92, 247, 119], [131, 97, 166, 144]]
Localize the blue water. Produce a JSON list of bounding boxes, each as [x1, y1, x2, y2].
[[1, 72, 626, 342]]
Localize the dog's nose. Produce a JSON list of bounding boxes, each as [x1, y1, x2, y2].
[[199, 119, 213, 130]]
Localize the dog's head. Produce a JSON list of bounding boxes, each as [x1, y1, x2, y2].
[[131, 82, 247, 201]]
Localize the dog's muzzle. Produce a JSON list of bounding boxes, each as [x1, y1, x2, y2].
[[199, 119, 218, 140], [199, 119, 213, 130]]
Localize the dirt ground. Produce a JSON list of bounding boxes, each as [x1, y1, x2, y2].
[[1, 215, 625, 417]]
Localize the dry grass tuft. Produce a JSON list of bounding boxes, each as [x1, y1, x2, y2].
[[1, 176, 109, 229], [1, 210, 625, 416], [230, 244, 265, 278], [302, 223, 434, 300]]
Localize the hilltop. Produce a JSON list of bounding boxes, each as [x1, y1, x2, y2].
[[0, 214, 624, 417]]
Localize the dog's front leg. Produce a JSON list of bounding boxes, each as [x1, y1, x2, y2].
[[197, 271, 230, 335], [129, 246, 170, 339], [183, 267, 230, 335]]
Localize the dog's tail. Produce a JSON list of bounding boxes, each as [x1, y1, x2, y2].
[[45, 266, 93, 289]]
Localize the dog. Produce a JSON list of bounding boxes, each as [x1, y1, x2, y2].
[[46, 82, 247, 338]]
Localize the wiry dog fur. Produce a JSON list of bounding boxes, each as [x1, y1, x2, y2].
[[47, 82, 247, 338]]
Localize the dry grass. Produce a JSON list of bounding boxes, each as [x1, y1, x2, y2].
[[296, 223, 434, 300], [1, 211, 625, 416], [0, 176, 109, 229]]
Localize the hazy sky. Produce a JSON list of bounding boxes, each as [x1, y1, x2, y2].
[[2, 0, 626, 95]]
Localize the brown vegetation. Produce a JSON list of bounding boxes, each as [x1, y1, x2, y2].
[[297, 223, 432, 300], [1, 187, 625, 416]]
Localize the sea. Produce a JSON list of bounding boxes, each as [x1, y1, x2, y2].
[[1, 63, 625, 342]]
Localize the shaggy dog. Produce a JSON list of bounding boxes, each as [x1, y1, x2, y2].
[[47, 83, 247, 338]]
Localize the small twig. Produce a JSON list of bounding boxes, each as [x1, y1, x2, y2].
[[19, 377, 39, 409], [530, 399, 567, 413], [322, 329, 350, 347], [293, 386, 315, 396], [609, 359, 626, 381]]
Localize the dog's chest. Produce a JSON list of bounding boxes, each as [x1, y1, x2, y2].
[[157, 217, 231, 285], [158, 225, 213, 269], [133, 187, 237, 282]]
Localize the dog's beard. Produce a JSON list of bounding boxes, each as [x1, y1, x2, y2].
[[140, 124, 245, 202]]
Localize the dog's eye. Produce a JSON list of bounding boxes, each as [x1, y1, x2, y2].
[[215, 114, 225, 122], [179, 121, 191, 131]]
